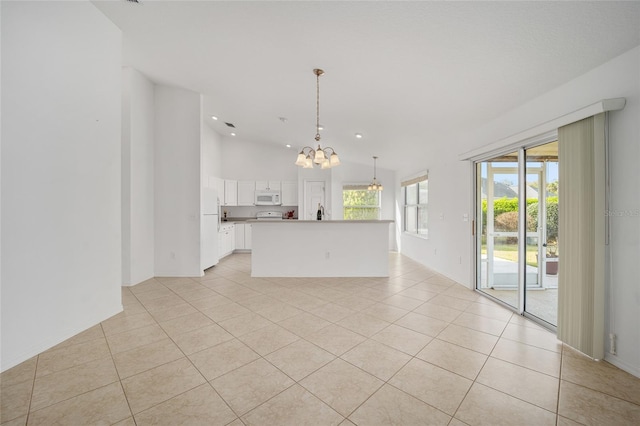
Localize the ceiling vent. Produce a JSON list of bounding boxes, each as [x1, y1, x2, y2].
[[225, 122, 236, 128]]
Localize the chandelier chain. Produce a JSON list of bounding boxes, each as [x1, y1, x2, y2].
[[315, 70, 321, 142], [294, 68, 339, 169]]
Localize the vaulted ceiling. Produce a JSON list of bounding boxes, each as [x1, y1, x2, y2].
[[94, 1, 640, 170]]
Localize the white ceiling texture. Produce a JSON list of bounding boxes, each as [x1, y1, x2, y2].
[[94, 1, 640, 171]]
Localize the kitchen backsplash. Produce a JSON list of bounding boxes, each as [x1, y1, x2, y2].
[[223, 205, 297, 219]]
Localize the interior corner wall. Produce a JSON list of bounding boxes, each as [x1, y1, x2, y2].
[[398, 152, 473, 286], [1, 1, 122, 371], [201, 104, 223, 186], [154, 85, 202, 277], [122, 68, 155, 286]]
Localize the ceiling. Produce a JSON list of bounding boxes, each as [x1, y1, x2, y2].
[[93, 1, 640, 171]]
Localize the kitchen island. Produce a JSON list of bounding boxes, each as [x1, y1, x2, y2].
[[249, 220, 394, 277]]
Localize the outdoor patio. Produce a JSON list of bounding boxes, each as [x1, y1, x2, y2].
[[480, 257, 558, 326]]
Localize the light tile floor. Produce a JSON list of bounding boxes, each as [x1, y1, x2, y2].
[[2, 253, 640, 425]]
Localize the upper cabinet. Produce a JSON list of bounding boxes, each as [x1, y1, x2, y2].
[[281, 181, 298, 206], [237, 181, 255, 206], [221, 179, 297, 207], [255, 181, 281, 191], [224, 180, 237, 206]]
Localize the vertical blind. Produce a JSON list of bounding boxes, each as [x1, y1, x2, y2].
[[557, 113, 606, 359]]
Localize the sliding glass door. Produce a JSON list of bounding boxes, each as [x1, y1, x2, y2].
[[475, 141, 559, 327], [476, 152, 520, 308], [525, 142, 559, 326]]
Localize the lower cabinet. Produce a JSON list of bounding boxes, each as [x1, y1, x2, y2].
[[218, 223, 235, 259], [234, 223, 252, 251], [245, 224, 252, 250]]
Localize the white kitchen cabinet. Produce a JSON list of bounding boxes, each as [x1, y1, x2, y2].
[[244, 223, 252, 250], [234, 223, 252, 251], [224, 180, 237, 206], [235, 223, 251, 251], [235, 223, 245, 250], [281, 181, 298, 206], [237, 181, 255, 206], [218, 223, 235, 258], [255, 181, 281, 191]]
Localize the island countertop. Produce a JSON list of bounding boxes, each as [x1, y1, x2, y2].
[[250, 219, 393, 277], [248, 219, 394, 224]]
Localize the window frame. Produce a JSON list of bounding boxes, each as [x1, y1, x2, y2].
[[342, 184, 382, 220], [402, 175, 428, 238]]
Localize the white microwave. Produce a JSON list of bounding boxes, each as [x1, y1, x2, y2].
[[255, 190, 281, 205]]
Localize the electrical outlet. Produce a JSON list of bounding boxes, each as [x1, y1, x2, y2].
[[434, 248, 437, 255], [170, 251, 176, 259], [325, 251, 330, 259], [459, 256, 462, 264]]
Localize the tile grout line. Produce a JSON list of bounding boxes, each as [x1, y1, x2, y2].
[[556, 345, 565, 426], [23, 352, 39, 425], [11, 253, 634, 424], [129, 290, 244, 425], [449, 311, 512, 423], [100, 321, 138, 425], [222, 279, 470, 423]]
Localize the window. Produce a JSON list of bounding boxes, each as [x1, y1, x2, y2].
[[343, 185, 381, 220], [402, 174, 428, 236]]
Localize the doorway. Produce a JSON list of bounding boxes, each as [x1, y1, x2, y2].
[[475, 140, 559, 327], [304, 180, 325, 220]]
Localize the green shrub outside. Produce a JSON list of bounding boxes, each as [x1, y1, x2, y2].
[[527, 197, 559, 242], [480, 197, 558, 241]]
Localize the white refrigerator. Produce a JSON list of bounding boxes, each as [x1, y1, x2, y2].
[[201, 187, 220, 271]]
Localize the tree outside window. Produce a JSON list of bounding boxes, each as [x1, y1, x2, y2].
[[343, 185, 380, 220]]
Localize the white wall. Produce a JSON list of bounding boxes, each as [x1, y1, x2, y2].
[[154, 86, 202, 277], [0, 1, 3, 371], [397, 152, 473, 285], [122, 68, 155, 286], [399, 46, 640, 377], [221, 137, 298, 181], [201, 110, 223, 186], [1, 1, 122, 371]]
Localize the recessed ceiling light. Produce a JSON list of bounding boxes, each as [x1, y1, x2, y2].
[[279, 117, 288, 123], [355, 133, 363, 139], [285, 144, 292, 148], [230, 132, 236, 136], [211, 115, 218, 120]]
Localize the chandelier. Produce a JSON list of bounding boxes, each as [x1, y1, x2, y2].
[[295, 68, 340, 169], [368, 156, 383, 191]]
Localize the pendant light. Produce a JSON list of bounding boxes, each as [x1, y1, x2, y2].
[[368, 156, 383, 191], [295, 68, 340, 169]]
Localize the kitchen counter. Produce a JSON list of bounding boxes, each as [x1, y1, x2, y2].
[[247, 219, 391, 223], [223, 217, 251, 223], [250, 220, 394, 277]]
